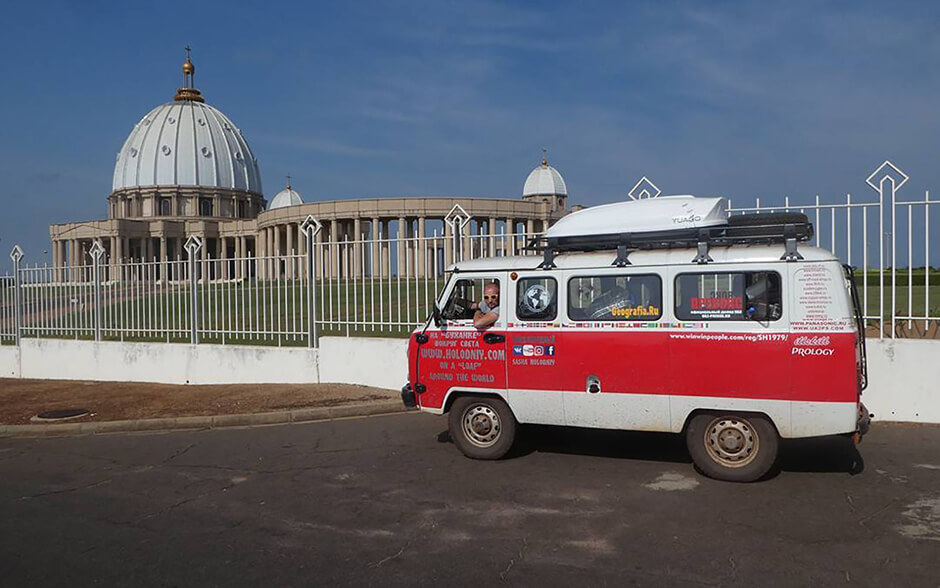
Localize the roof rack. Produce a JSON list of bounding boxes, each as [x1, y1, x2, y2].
[[530, 212, 814, 269]]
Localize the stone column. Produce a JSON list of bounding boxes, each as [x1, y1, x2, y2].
[[160, 236, 168, 282], [417, 217, 426, 278], [235, 236, 243, 280], [352, 218, 362, 279], [527, 219, 535, 237], [397, 217, 406, 278], [462, 220, 472, 262], [487, 217, 496, 258], [381, 220, 390, 279], [315, 228, 324, 279], [370, 217, 380, 279], [328, 218, 340, 280], [219, 237, 227, 280], [268, 227, 276, 279], [444, 221, 453, 268], [286, 224, 294, 279]]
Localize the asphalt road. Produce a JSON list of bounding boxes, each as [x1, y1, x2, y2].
[[1, 414, 939, 587]]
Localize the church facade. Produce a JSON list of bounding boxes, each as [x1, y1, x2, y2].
[[49, 53, 573, 278]]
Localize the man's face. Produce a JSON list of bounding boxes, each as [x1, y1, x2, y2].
[[483, 285, 499, 308]]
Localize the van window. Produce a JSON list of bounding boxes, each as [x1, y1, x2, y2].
[[516, 277, 557, 321], [567, 275, 663, 321], [442, 278, 501, 321], [675, 271, 782, 321]]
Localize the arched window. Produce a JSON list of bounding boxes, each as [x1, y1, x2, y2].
[[160, 198, 171, 216], [199, 198, 213, 217]]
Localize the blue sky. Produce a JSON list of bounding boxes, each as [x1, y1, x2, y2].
[[1, 0, 939, 261]]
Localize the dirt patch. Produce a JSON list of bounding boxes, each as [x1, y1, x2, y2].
[[0, 379, 397, 425]]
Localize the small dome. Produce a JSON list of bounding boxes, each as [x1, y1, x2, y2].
[[523, 158, 567, 197], [268, 184, 304, 209]]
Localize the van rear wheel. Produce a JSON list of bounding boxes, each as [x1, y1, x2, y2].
[[686, 413, 778, 482], [448, 396, 516, 460]]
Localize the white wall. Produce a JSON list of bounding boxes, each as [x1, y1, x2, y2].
[[319, 337, 408, 389], [0, 345, 20, 378], [863, 339, 940, 423], [0, 337, 936, 424], [0, 337, 407, 389], [17, 339, 319, 385]]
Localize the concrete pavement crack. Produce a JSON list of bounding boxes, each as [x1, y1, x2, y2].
[[18, 477, 112, 501], [161, 443, 197, 464], [499, 536, 528, 582]]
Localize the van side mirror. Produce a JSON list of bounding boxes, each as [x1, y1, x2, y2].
[[432, 304, 443, 327]]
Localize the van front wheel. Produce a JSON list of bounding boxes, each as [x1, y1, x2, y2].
[[686, 413, 778, 482], [448, 396, 517, 460]]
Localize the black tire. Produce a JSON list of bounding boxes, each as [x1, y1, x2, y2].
[[448, 396, 517, 460], [686, 412, 778, 482]]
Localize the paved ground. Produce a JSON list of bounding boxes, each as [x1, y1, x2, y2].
[[0, 379, 395, 425], [1, 415, 939, 587]]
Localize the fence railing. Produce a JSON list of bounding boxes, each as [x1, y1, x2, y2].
[[4, 163, 938, 346], [2, 229, 541, 347]]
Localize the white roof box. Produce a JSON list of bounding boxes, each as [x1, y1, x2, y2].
[[546, 195, 729, 240]]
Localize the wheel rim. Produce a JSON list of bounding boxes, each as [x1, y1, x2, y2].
[[462, 404, 501, 448], [703, 417, 759, 468]]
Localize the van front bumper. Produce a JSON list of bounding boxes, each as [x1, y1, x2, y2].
[[401, 384, 417, 408]]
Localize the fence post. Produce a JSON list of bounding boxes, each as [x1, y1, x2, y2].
[[10, 246, 23, 346], [301, 215, 322, 348], [89, 240, 105, 341], [866, 161, 908, 339], [445, 204, 470, 263], [185, 235, 203, 344]]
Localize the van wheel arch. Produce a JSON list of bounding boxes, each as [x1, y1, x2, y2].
[[681, 408, 781, 437], [443, 390, 511, 415]]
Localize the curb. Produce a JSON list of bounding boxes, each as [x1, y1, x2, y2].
[[0, 399, 413, 438]]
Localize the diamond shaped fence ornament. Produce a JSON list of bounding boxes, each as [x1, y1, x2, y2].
[[89, 240, 106, 260], [300, 215, 322, 238], [628, 177, 662, 201], [445, 204, 471, 229], [184, 235, 203, 254], [9, 245, 23, 263], [866, 161, 909, 193]]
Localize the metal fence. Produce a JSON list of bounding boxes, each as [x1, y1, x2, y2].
[[2, 227, 540, 347], [3, 163, 937, 346]]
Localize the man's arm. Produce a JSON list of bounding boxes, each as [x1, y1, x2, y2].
[[473, 309, 498, 329]]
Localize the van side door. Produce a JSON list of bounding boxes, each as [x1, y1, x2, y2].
[[414, 273, 508, 412], [561, 269, 671, 430]]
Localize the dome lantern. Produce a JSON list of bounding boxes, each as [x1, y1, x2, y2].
[[174, 46, 205, 103]]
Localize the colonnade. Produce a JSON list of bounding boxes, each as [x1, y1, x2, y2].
[[256, 215, 547, 281], [48, 214, 550, 283]]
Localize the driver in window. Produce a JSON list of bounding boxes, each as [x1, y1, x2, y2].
[[473, 283, 500, 330]]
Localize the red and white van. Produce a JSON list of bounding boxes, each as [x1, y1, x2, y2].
[[402, 196, 871, 482]]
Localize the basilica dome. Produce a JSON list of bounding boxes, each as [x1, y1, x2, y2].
[[111, 55, 262, 196], [523, 156, 567, 197]]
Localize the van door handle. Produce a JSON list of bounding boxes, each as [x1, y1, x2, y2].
[[483, 333, 505, 344]]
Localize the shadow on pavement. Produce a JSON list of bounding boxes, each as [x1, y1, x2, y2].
[[439, 426, 864, 475], [776, 435, 865, 475]]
